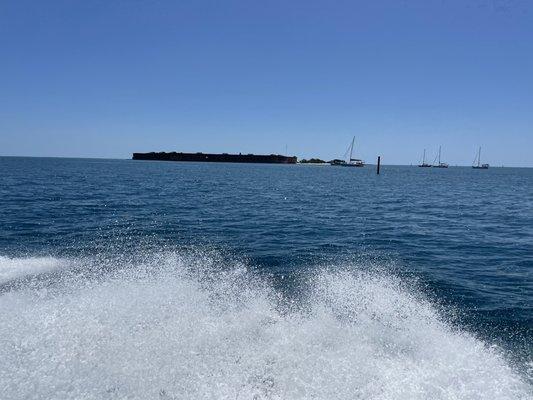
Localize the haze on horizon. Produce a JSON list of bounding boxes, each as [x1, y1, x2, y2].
[[1, 1, 532, 167]]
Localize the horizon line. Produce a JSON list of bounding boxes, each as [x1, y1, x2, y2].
[[0, 154, 529, 168]]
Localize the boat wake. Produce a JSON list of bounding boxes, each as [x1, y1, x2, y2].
[[0, 251, 530, 399]]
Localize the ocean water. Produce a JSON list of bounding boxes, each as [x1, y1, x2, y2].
[[0, 156, 531, 399]]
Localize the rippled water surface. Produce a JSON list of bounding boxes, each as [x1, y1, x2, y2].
[[0, 157, 531, 399]]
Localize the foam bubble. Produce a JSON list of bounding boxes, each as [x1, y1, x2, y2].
[[0, 252, 530, 399]]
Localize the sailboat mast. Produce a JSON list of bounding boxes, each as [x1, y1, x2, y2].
[[423, 149, 426, 164], [349, 136, 355, 161], [438, 146, 441, 164], [478, 147, 481, 167]]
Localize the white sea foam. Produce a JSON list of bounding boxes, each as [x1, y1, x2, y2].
[[0, 255, 66, 284], [0, 252, 530, 399]]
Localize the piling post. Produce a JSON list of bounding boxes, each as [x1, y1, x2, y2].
[[377, 156, 381, 174]]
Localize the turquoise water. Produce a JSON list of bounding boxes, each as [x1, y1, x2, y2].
[[0, 157, 531, 399]]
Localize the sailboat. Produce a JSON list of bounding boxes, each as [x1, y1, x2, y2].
[[418, 149, 431, 167], [432, 146, 449, 168], [472, 147, 489, 169], [330, 136, 365, 167]]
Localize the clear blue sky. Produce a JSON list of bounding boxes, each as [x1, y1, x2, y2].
[[1, 0, 532, 166]]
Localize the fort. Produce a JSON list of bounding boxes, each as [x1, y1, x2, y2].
[[132, 152, 297, 164]]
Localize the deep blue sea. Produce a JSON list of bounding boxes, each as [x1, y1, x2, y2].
[[0, 156, 531, 399]]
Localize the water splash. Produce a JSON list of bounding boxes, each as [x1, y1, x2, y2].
[[0, 255, 66, 284], [0, 251, 530, 399]]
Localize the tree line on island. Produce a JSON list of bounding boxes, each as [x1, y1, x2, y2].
[[299, 158, 327, 164]]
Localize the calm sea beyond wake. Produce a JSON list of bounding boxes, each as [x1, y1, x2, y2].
[[0, 156, 531, 399]]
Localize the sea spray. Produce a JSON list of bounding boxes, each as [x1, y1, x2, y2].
[[0, 256, 67, 284], [0, 251, 530, 399]]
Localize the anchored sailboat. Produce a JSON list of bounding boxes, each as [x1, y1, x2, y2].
[[418, 149, 431, 167], [472, 147, 489, 169], [432, 146, 449, 168], [330, 136, 365, 167]]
